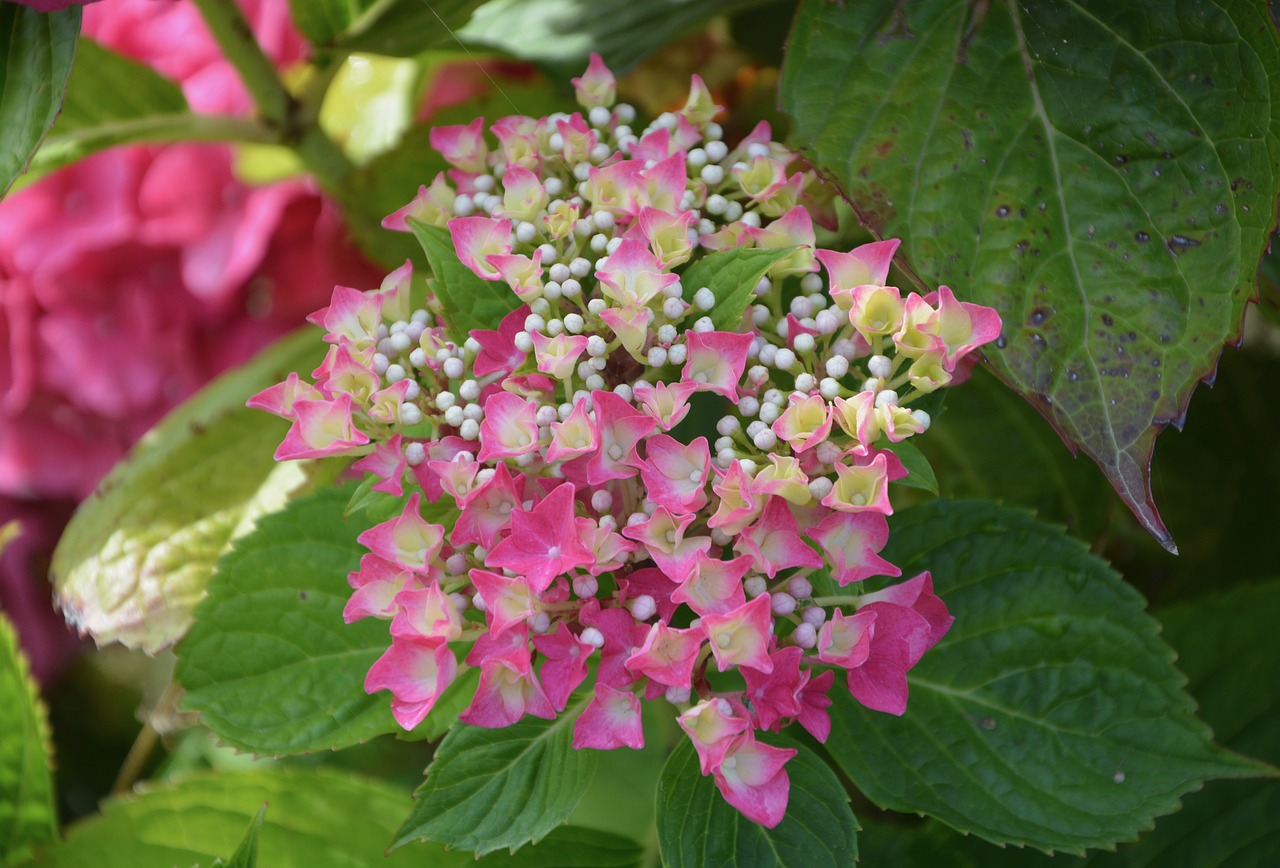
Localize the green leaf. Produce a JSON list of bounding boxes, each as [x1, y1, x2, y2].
[[0, 613, 56, 865], [656, 735, 858, 867], [215, 804, 266, 868], [0, 4, 78, 199], [883, 437, 938, 495], [393, 700, 598, 856], [856, 581, 1280, 868], [474, 827, 646, 868], [408, 218, 522, 341], [52, 328, 334, 654], [28, 768, 468, 867], [1066, 582, 1280, 866], [823, 500, 1266, 855], [290, 0, 483, 58], [680, 246, 797, 332], [175, 484, 400, 755], [25, 37, 199, 180], [780, 0, 1280, 552], [458, 0, 763, 76], [916, 366, 1111, 541]]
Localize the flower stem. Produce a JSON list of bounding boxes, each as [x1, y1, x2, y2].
[[191, 0, 291, 127], [191, 0, 355, 189]]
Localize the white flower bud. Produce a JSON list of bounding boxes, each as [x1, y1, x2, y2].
[[563, 313, 585, 334], [704, 140, 728, 162], [794, 373, 816, 393], [792, 623, 817, 649], [738, 396, 760, 417], [630, 594, 657, 620], [514, 332, 534, 353], [744, 576, 767, 597], [792, 333, 816, 354], [788, 576, 813, 599], [385, 364, 407, 383], [404, 442, 427, 465], [699, 164, 725, 185], [757, 403, 780, 425], [819, 378, 841, 400], [693, 287, 715, 310], [442, 357, 465, 380], [911, 409, 931, 431], [588, 105, 612, 127], [443, 405, 464, 427], [580, 626, 606, 648], [667, 344, 687, 365], [770, 592, 797, 616], [868, 354, 893, 379], [752, 428, 778, 450], [459, 419, 480, 440], [875, 389, 899, 408]]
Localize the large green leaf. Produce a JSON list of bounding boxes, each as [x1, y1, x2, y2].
[[459, 0, 764, 76], [679, 246, 796, 332], [780, 0, 1280, 552], [52, 328, 333, 654], [393, 701, 598, 856], [0, 613, 56, 865], [1068, 581, 1280, 866], [290, 0, 484, 58], [175, 484, 400, 755], [408, 218, 522, 341], [917, 366, 1111, 541], [656, 736, 858, 868], [856, 580, 1280, 866], [24, 37, 204, 180], [28, 768, 466, 867], [0, 3, 79, 198], [823, 500, 1265, 855]]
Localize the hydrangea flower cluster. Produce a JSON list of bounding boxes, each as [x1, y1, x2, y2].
[[252, 56, 1001, 827]]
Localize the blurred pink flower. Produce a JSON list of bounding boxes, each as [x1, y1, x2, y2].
[[1, 0, 374, 501], [0, 0, 378, 679]]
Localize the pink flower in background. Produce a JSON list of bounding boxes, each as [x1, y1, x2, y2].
[[0, 0, 378, 679]]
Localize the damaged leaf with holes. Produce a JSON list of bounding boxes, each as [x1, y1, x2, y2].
[[780, 0, 1280, 551]]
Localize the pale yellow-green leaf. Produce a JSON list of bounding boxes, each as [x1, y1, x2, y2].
[[51, 329, 336, 654]]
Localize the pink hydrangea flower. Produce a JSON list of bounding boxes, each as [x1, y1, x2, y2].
[[253, 54, 1001, 830]]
